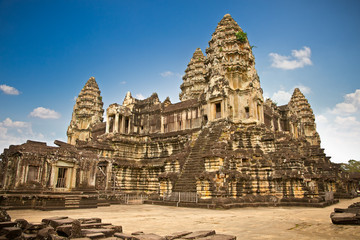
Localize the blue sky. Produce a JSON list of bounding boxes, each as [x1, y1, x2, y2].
[[0, 0, 359, 163]]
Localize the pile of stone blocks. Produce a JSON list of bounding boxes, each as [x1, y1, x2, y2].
[[0, 208, 122, 239], [330, 202, 360, 225], [0, 208, 236, 239]]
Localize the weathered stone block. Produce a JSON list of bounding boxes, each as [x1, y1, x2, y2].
[[56, 224, 72, 237], [0, 221, 16, 229], [24, 222, 47, 233], [22, 232, 37, 240], [15, 218, 29, 229], [196, 234, 236, 240], [41, 216, 68, 225], [114, 233, 137, 240], [48, 218, 75, 229], [2, 226, 22, 239], [37, 226, 55, 239], [0, 209, 10, 222], [82, 228, 115, 237], [183, 231, 216, 239], [83, 232, 105, 239], [330, 212, 360, 225], [135, 233, 166, 240], [78, 218, 102, 224], [165, 231, 192, 240]]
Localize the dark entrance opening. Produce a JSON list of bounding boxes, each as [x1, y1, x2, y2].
[[56, 168, 67, 188], [215, 103, 221, 119]]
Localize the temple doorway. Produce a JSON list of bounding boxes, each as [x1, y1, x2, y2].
[[56, 167, 67, 188]]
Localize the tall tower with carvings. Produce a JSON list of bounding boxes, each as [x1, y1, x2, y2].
[[67, 77, 104, 145], [288, 88, 321, 146], [179, 14, 264, 123], [179, 48, 207, 101], [204, 14, 264, 123]]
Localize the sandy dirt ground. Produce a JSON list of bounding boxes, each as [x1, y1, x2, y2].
[[7, 198, 360, 240]]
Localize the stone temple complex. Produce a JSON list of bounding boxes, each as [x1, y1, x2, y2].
[[0, 14, 358, 209]]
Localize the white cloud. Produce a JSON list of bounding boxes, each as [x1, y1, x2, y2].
[[121, 81, 126, 84], [271, 90, 292, 105], [331, 89, 360, 115], [316, 115, 328, 124], [2, 118, 30, 128], [317, 116, 360, 163], [0, 118, 42, 152], [160, 71, 174, 77], [135, 93, 145, 100], [334, 116, 360, 127], [269, 46, 312, 70], [30, 107, 61, 119], [315, 89, 360, 163], [0, 84, 20, 95]]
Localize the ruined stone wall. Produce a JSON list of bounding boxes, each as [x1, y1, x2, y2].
[[111, 166, 162, 193], [1, 141, 98, 192], [92, 129, 197, 193], [184, 121, 348, 201]]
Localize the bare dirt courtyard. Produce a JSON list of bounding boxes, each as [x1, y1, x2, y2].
[[8, 198, 360, 240]]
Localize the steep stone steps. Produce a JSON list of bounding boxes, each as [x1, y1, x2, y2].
[[65, 195, 81, 209], [173, 121, 225, 192]]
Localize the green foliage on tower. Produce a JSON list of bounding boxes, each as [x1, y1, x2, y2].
[[236, 31, 247, 43]]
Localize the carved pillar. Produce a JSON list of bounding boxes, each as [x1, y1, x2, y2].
[[106, 114, 110, 133], [120, 115, 124, 133], [161, 116, 164, 133], [112, 115, 116, 133], [277, 118, 281, 131], [114, 114, 119, 133], [128, 117, 131, 133]]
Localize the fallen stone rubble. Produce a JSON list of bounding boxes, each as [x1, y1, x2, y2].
[[0, 208, 236, 240], [330, 202, 360, 225]]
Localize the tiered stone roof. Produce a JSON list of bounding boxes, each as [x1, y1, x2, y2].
[[288, 88, 321, 145], [67, 77, 104, 145], [205, 14, 259, 90], [179, 48, 207, 101]]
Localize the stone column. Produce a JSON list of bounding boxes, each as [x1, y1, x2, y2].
[[106, 162, 112, 190], [50, 164, 57, 190], [120, 115, 124, 133], [106, 114, 110, 133], [277, 118, 281, 131], [161, 116, 164, 133], [114, 114, 119, 133], [128, 117, 131, 133]]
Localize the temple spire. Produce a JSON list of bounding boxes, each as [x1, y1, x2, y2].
[[179, 48, 206, 101], [67, 77, 104, 145], [288, 88, 321, 146], [202, 13, 264, 123]]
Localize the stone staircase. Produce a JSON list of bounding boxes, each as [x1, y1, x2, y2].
[[173, 122, 225, 192], [65, 195, 81, 209]]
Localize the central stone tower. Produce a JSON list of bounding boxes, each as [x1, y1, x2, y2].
[[179, 14, 264, 124]]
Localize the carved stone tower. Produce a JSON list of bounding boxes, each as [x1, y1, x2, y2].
[[203, 14, 264, 123], [179, 48, 207, 101], [67, 77, 104, 145], [288, 88, 321, 146]]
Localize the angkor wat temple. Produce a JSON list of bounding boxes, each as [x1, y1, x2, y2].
[[1, 14, 358, 209]]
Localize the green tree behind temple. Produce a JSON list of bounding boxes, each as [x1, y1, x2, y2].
[[341, 160, 360, 172]]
